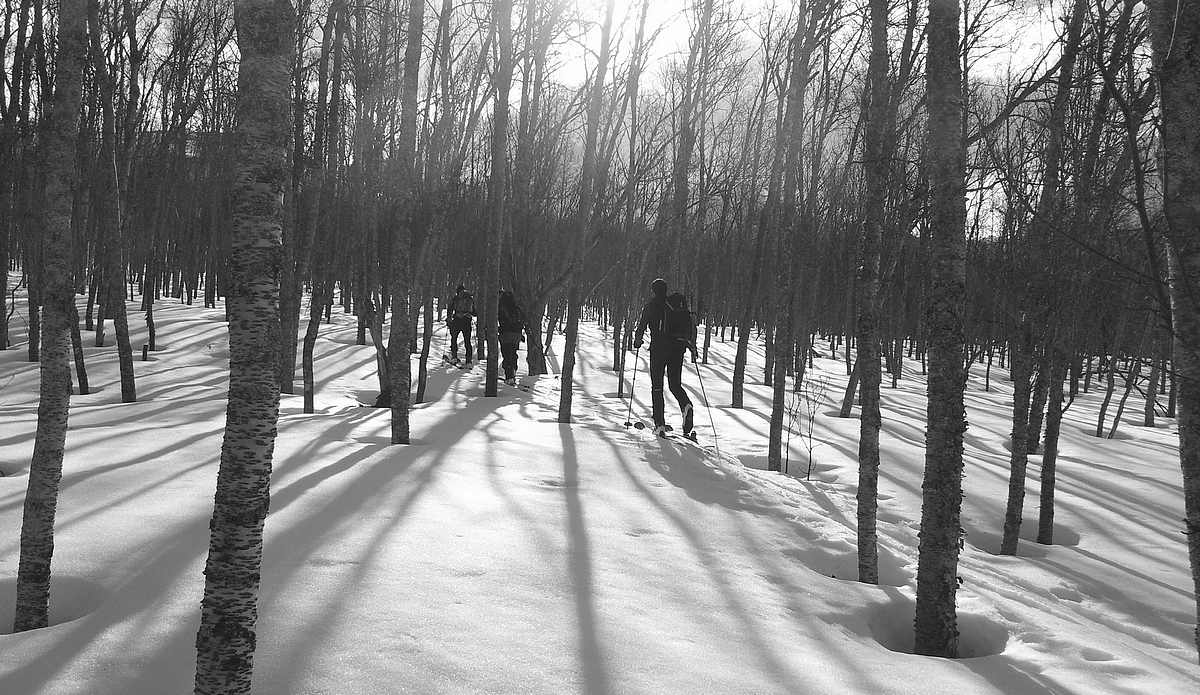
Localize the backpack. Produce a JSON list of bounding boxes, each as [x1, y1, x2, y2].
[[661, 292, 694, 342], [498, 295, 524, 333], [452, 293, 474, 318]]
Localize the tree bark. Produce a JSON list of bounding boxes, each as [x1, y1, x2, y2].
[[1151, 0, 1200, 660], [70, 303, 89, 396], [1027, 352, 1050, 454], [481, 0, 513, 397], [415, 281, 434, 403], [914, 0, 968, 659], [558, 0, 614, 423], [302, 280, 325, 414], [13, 0, 86, 633], [1037, 354, 1067, 545], [1145, 357, 1162, 427], [839, 359, 860, 418], [525, 299, 547, 375], [1107, 358, 1143, 439], [732, 64, 783, 409], [856, 0, 889, 586], [193, 1, 293, 691], [767, 4, 817, 472], [87, 0, 136, 403], [1001, 332, 1034, 555], [387, 0, 424, 443], [1001, 0, 1086, 557]]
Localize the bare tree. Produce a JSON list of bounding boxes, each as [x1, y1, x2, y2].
[[1000, 0, 1087, 557], [856, 0, 889, 586], [387, 0, 425, 443], [12, 0, 87, 633], [1149, 0, 1200, 660], [481, 0, 514, 397], [558, 0, 615, 423], [913, 0, 968, 659], [193, 0, 294, 691]]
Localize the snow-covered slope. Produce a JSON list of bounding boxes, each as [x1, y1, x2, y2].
[[0, 289, 1196, 694]]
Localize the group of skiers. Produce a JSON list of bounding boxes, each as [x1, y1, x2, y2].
[[444, 277, 698, 436], [444, 284, 527, 385]]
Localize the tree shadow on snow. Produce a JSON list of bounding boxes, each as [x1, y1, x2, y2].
[[602, 436, 814, 693], [557, 424, 613, 695], [259, 396, 498, 692]]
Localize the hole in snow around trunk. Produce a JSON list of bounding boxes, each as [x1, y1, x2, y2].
[[0, 575, 108, 634]]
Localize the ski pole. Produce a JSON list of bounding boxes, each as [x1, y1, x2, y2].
[[624, 345, 641, 427], [693, 358, 721, 460]]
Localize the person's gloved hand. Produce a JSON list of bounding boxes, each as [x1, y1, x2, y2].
[[633, 339, 643, 350], [690, 349, 699, 363]]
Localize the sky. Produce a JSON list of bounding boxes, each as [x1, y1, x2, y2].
[[551, 0, 1068, 90]]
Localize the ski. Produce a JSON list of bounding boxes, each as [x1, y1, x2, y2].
[[625, 420, 697, 443], [442, 354, 478, 370]]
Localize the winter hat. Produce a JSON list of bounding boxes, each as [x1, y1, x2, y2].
[[651, 278, 668, 296]]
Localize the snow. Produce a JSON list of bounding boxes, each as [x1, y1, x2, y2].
[[0, 285, 1197, 694]]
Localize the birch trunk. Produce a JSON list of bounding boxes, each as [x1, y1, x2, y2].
[[1145, 357, 1161, 427], [767, 5, 816, 472], [193, 1, 293, 690], [70, 303, 88, 395], [558, 0, 614, 423], [1097, 354, 1118, 436], [13, 0, 85, 633], [856, 0, 889, 585], [387, 0, 424, 443], [1001, 333, 1033, 555], [1151, 0, 1200, 636], [1027, 353, 1050, 454], [415, 281, 434, 403], [482, 0, 513, 397], [87, 0, 136, 403], [733, 67, 785, 409], [1037, 354, 1067, 545], [913, 0, 968, 659], [1107, 359, 1143, 439], [1001, 0, 1086, 557]]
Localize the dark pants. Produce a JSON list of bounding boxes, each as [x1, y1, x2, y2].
[[650, 340, 692, 427], [500, 338, 520, 379], [449, 318, 472, 361]]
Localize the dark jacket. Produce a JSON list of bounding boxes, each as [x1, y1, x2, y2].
[[635, 295, 696, 348], [448, 292, 475, 324], [498, 295, 525, 343]]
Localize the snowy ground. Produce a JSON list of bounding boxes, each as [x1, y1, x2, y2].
[[0, 283, 1197, 694]]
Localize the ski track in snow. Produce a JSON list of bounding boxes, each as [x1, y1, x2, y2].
[[0, 278, 1197, 694]]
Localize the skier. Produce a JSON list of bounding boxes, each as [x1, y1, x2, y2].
[[498, 289, 526, 385], [446, 284, 475, 365], [632, 278, 697, 437]]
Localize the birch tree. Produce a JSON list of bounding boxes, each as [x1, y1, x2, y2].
[[482, 0, 514, 397], [558, 0, 615, 423], [913, 0, 968, 659], [387, 0, 424, 443], [1148, 0, 1200, 663], [12, 0, 87, 633], [856, 0, 889, 586], [193, 0, 294, 691]]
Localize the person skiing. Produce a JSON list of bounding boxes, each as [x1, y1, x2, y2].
[[446, 284, 475, 365], [497, 289, 526, 385], [632, 278, 697, 437]]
